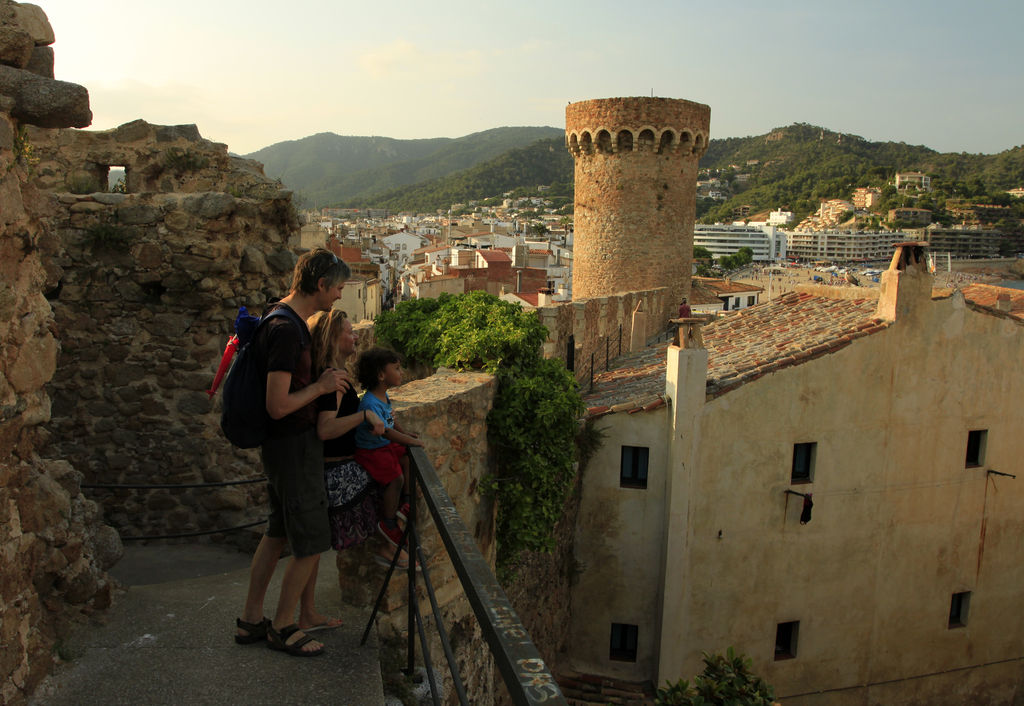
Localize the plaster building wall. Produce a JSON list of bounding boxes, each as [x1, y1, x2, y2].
[[666, 293, 1024, 703], [566, 97, 710, 325], [570, 408, 670, 680], [570, 280, 1024, 703]]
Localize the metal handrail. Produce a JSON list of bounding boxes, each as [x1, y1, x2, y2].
[[364, 447, 567, 705]]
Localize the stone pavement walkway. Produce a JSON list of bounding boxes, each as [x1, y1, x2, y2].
[[29, 544, 385, 705]]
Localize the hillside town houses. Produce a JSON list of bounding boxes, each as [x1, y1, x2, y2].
[[295, 165, 1023, 322]]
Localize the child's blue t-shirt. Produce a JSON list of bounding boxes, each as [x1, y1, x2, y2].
[[356, 391, 393, 450]]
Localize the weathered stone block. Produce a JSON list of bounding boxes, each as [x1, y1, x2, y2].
[[115, 202, 160, 225], [12, 4, 56, 46], [267, 249, 297, 273], [23, 46, 52, 78], [240, 246, 267, 274], [0, 65, 90, 128], [183, 192, 235, 219], [0, 26, 33, 68]]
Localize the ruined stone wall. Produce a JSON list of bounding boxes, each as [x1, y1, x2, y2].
[[566, 97, 709, 326], [0, 3, 119, 703], [537, 287, 671, 384], [28, 121, 300, 540]]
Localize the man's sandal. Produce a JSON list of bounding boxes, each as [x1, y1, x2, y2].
[[234, 617, 270, 645], [267, 623, 325, 657]]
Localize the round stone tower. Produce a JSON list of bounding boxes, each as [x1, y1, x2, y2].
[[566, 97, 710, 320]]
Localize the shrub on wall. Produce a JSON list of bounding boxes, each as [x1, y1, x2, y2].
[[375, 291, 583, 566], [655, 648, 775, 706]]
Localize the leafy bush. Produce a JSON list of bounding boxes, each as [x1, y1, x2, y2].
[[656, 648, 775, 706], [163, 147, 209, 171], [375, 291, 583, 565]]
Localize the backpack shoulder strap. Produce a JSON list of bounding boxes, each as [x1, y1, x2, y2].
[[260, 305, 311, 346]]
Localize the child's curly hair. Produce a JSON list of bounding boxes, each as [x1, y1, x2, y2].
[[356, 347, 402, 391]]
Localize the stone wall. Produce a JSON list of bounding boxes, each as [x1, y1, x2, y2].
[[26, 120, 302, 540], [332, 370, 500, 705], [0, 3, 119, 703], [537, 286, 672, 384], [566, 97, 710, 326]]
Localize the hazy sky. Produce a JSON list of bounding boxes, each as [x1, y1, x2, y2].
[[42, 0, 1023, 156]]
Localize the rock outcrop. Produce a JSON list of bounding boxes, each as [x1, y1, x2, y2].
[[1, 3, 116, 704]]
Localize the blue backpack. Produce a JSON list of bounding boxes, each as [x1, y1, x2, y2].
[[218, 305, 309, 448]]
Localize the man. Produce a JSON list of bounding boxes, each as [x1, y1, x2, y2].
[[678, 298, 692, 318], [235, 248, 351, 657]]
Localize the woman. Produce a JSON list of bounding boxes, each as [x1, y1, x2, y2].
[[308, 309, 411, 568]]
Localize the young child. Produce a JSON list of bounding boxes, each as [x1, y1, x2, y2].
[[354, 347, 423, 548]]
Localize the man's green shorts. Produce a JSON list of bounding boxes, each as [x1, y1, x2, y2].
[[261, 428, 330, 558]]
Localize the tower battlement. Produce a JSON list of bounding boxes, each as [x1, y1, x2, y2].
[[566, 97, 710, 159]]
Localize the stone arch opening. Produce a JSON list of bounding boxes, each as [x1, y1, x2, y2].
[[694, 134, 705, 153], [657, 130, 675, 154], [597, 129, 613, 154], [569, 133, 579, 154], [679, 130, 693, 151], [638, 129, 655, 151], [617, 130, 633, 152], [580, 131, 594, 154]]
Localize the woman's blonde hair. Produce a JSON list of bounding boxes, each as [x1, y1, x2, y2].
[[307, 308, 349, 376]]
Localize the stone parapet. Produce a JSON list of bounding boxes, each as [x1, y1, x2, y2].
[[537, 287, 671, 384], [333, 370, 498, 703]]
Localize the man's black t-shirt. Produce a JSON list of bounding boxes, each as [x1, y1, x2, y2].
[[255, 303, 316, 438]]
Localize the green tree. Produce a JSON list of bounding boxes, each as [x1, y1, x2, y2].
[[373, 291, 583, 566], [693, 245, 713, 260]]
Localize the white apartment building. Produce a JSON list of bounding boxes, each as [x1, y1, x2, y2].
[[693, 224, 787, 262], [785, 230, 909, 262]]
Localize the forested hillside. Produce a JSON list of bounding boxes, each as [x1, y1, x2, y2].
[[244, 126, 563, 206], [696, 124, 1024, 225], [343, 137, 574, 213]]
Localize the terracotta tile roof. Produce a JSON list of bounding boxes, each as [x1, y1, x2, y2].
[[694, 277, 765, 295], [581, 292, 887, 417], [477, 250, 512, 263], [960, 283, 1024, 320], [689, 280, 725, 305]]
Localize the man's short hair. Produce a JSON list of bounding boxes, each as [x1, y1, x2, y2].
[[291, 248, 351, 295]]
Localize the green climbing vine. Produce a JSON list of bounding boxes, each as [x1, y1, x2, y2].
[[375, 291, 583, 567]]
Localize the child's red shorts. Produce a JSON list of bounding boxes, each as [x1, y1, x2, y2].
[[355, 442, 407, 484]]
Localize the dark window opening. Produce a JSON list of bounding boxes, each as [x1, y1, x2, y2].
[[747, 296, 755, 306], [965, 430, 987, 468], [609, 623, 638, 662], [617, 130, 633, 152], [620, 446, 649, 489], [657, 130, 675, 154], [791, 442, 816, 484], [775, 621, 799, 660], [949, 592, 970, 628]]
